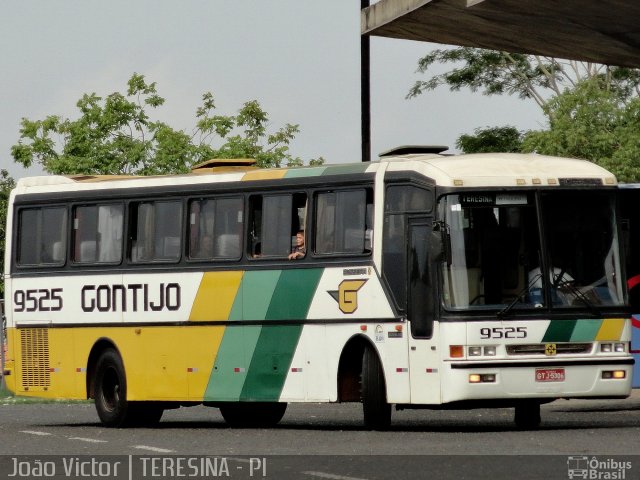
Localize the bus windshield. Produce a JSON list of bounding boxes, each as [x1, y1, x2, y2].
[[440, 191, 624, 312]]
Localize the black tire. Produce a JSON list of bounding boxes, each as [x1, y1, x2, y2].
[[361, 345, 391, 430], [94, 350, 165, 428], [94, 348, 131, 428], [219, 402, 287, 428], [514, 401, 541, 430]]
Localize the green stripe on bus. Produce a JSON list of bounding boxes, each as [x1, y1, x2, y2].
[[206, 269, 321, 401], [204, 325, 262, 401], [240, 324, 304, 401], [570, 319, 603, 342], [239, 270, 283, 320], [228, 282, 244, 321], [265, 268, 323, 320], [321, 164, 370, 176], [542, 319, 577, 342], [284, 167, 327, 178]]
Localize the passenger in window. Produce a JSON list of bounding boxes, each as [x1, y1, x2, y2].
[[288, 230, 306, 260]]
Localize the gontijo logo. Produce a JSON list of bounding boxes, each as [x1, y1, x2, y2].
[[328, 280, 367, 314]]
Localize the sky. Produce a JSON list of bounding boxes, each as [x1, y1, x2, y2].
[[0, 0, 546, 180]]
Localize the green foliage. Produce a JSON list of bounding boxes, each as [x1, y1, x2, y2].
[[0, 170, 16, 297], [11, 73, 322, 175], [410, 47, 640, 181], [521, 80, 640, 182], [408, 47, 640, 109], [456, 126, 524, 153], [408, 48, 560, 104]]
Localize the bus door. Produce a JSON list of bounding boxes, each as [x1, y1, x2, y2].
[[406, 219, 441, 404]]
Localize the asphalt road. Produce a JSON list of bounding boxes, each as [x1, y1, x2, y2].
[[0, 394, 639, 480]]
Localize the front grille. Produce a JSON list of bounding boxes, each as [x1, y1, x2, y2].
[[20, 329, 50, 390], [507, 343, 593, 355]]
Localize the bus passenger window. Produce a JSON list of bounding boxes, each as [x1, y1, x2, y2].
[[248, 193, 306, 259], [17, 207, 67, 266], [315, 189, 372, 255], [72, 204, 123, 264], [188, 197, 243, 260], [130, 200, 183, 263]]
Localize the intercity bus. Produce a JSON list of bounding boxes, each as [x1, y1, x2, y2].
[[2, 150, 633, 429]]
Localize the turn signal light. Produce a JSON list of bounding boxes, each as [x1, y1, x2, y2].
[[449, 345, 464, 358]]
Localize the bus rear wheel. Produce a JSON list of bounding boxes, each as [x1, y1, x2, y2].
[[94, 348, 131, 428], [219, 402, 287, 427], [94, 349, 165, 427], [361, 345, 391, 430]]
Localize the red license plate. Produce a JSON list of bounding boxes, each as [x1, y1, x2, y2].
[[535, 368, 565, 382]]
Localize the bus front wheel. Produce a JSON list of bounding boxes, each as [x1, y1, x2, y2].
[[361, 345, 391, 430]]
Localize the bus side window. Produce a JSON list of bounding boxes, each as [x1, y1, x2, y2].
[[72, 204, 123, 264], [189, 197, 243, 260], [130, 200, 182, 263], [248, 193, 306, 259], [314, 188, 372, 255], [17, 207, 67, 266]]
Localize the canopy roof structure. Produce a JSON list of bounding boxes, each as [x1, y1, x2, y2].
[[362, 0, 640, 68]]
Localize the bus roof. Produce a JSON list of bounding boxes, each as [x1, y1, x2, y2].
[[386, 152, 617, 187], [12, 152, 616, 194]]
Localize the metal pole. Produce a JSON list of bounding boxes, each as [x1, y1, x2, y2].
[[361, 0, 371, 162]]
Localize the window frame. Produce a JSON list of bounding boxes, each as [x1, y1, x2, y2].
[[247, 191, 308, 261], [312, 187, 374, 258], [15, 205, 68, 268], [128, 198, 185, 265], [70, 202, 125, 267], [186, 195, 244, 263]]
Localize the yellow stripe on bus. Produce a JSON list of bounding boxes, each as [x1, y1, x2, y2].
[[189, 271, 244, 321], [241, 169, 288, 181], [595, 318, 626, 341]]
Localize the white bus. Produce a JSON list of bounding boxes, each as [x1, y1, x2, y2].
[[2, 151, 633, 429]]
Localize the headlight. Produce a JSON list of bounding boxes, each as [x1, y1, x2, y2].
[[468, 346, 482, 356], [483, 346, 497, 356]]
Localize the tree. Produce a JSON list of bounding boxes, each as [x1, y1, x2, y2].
[[409, 47, 640, 181], [521, 80, 640, 182], [456, 126, 524, 153], [12, 73, 323, 175], [0, 170, 16, 297], [408, 47, 640, 112]]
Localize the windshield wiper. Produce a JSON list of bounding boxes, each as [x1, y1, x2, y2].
[[554, 279, 602, 317], [497, 273, 542, 319]]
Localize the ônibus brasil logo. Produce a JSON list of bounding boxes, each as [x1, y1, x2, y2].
[[567, 456, 632, 479]]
